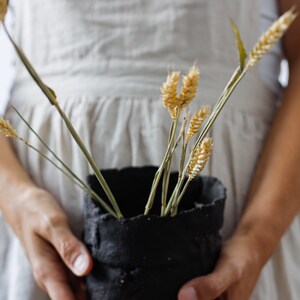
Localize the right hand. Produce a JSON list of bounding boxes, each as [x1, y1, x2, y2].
[[6, 186, 93, 300]]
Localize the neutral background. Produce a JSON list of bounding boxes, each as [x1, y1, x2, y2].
[[0, 17, 289, 116]]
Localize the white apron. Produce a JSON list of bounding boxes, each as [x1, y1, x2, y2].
[[1, 0, 299, 299]]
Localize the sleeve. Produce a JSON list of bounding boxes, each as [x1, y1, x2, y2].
[[0, 1, 16, 116]]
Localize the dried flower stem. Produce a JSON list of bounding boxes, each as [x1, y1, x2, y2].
[[22, 140, 118, 218], [12, 106, 89, 193], [54, 104, 123, 218], [164, 138, 213, 216], [165, 8, 296, 216], [0, 117, 118, 217], [3, 23, 123, 218], [170, 179, 190, 217], [161, 122, 175, 215], [144, 118, 179, 215]]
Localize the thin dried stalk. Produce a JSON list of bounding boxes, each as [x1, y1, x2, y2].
[[3, 23, 123, 218], [186, 106, 210, 143], [144, 118, 179, 215], [161, 122, 176, 214], [248, 8, 297, 67], [160, 112, 191, 216], [0, 116, 118, 217]]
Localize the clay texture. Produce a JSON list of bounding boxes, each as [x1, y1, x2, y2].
[[84, 167, 226, 300]]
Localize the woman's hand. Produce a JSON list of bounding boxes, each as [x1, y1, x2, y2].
[[178, 231, 265, 300], [0, 136, 93, 299], [180, 3, 300, 299], [9, 187, 93, 300]]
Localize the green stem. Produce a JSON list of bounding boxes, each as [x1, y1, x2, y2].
[[161, 122, 175, 215], [165, 67, 249, 217], [194, 68, 247, 151], [54, 104, 123, 218], [163, 175, 185, 216], [19, 139, 118, 218], [144, 118, 179, 215], [3, 23, 123, 218], [12, 106, 88, 190], [170, 178, 191, 216], [163, 141, 187, 216], [2, 22, 57, 105]]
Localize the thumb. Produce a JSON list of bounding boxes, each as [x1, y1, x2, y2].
[[45, 217, 93, 277], [178, 258, 242, 300]]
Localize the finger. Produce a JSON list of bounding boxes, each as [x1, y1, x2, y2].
[[68, 272, 88, 300], [76, 282, 88, 300], [27, 234, 75, 300], [178, 258, 242, 300], [37, 213, 93, 276]]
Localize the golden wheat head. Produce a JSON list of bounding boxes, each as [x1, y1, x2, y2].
[[187, 137, 213, 180], [161, 72, 180, 108], [248, 8, 297, 67], [161, 71, 183, 119], [178, 66, 200, 109], [186, 105, 210, 143], [0, 117, 18, 138]]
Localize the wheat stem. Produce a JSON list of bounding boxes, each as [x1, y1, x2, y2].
[[18, 138, 118, 218], [145, 118, 179, 215], [3, 23, 123, 218]]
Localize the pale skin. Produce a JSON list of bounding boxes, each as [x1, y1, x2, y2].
[[0, 2, 299, 300]]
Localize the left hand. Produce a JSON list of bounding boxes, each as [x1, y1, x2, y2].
[[178, 232, 266, 300]]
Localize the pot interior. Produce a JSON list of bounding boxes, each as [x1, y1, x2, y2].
[[87, 166, 225, 217]]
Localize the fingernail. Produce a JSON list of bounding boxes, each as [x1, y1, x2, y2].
[[179, 287, 198, 300], [73, 254, 89, 275]]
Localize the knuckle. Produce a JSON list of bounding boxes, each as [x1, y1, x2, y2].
[[227, 259, 245, 281], [32, 262, 48, 287], [59, 239, 78, 261], [202, 277, 223, 298], [39, 213, 67, 236]]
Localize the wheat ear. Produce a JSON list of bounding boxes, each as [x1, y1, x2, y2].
[[187, 138, 213, 180], [186, 106, 210, 143], [0, 117, 19, 138], [248, 8, 297, 67], [161, 71, 182, 119], [178, 66, 200, 108]]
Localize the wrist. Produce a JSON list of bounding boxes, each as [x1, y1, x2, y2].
[[232, 216, 280, 267], [0, 183, 43, 232]]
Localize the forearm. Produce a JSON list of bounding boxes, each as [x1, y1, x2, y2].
[[0, 135, 37, 226], [234, 60, 300, 264]]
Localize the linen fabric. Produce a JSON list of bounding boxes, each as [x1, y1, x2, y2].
[[0, 0, 299, 299]]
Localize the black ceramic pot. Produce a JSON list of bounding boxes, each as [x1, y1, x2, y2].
[[84, 166, 226, 300]]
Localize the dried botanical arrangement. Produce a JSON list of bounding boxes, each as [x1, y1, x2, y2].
[[0, 3, 297, 219]]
